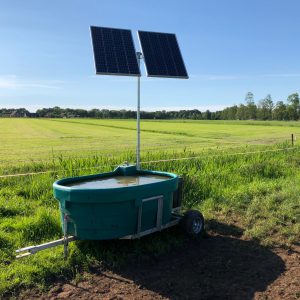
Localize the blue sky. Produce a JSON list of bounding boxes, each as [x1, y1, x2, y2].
[[0, 0, 300, 112]]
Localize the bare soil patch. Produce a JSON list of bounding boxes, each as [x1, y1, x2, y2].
[[20, 222, 300, 300]]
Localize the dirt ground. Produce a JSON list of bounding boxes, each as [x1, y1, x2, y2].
[[21, 222, 300, 300]]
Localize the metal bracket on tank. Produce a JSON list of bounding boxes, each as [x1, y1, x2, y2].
[[121, 195, 181, 239], [63, 214, 69, 259], [138, 195, 163, 237]]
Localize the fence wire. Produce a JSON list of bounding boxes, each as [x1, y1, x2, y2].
[[0, 146, 298, 179], [0, 139, 291, 164]]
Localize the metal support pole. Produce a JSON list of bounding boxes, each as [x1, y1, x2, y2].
[[136, 52, 142, 170], [63, 214, 68, 260]]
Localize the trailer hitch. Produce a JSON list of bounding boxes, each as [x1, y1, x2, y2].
[[16, 214, 76, 259], [16, 236, 76, 259]]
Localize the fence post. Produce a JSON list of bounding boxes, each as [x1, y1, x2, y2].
[[291, 134, 294, 147]]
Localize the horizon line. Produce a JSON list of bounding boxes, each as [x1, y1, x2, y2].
[[0, 104, 228, 113]]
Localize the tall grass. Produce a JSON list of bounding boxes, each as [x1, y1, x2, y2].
[[0, 143, 299, 297]]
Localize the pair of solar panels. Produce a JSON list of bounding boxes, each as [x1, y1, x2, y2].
[[90, 26, 188, 79]]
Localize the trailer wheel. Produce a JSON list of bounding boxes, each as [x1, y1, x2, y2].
[[181, 210, 205, 238]]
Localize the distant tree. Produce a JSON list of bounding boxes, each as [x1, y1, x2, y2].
[[273, 101, 287, 120], [245, 92, 254, 104], [257, 94, 273, 120], [245, 92, 257, 119], [101, 109, 110, 118], [203, 110, 212, 120], [222, 105, 238, 119], [286, 93, 300, 120], [88, 109, 100, 118], [220, 107, 229, 119], [214, 111, 222, 120], [236, 104, 247, 120], [0, 108, 30, 117]]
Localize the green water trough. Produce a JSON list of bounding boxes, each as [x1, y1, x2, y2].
[[16, 164, 205, 259], [53, 164, 180, 240]]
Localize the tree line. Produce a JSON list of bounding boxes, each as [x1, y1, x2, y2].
[[221, 92, 300, 121], [1, 92, 299, 120]]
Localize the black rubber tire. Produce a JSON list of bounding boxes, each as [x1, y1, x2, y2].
[[181, 210, 205, 238]]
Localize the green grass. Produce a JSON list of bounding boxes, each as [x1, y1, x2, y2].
[[1, 118, 299, 165], [0, 119, 299, 297]]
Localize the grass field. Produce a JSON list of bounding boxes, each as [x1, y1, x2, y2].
[[0, 119, 299, 297], [1, 118, 300, 166]]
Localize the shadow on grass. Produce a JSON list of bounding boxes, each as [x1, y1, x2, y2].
[[77, 220, 285, 300]]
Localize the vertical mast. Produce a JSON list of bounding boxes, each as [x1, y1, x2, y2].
[[136, 52, 142, 169]]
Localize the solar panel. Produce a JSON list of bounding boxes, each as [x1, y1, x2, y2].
[[90, 26, 141, 76], [138, 31, 188, 79]]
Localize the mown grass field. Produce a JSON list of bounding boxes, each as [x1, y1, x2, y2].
[[1, 118, 300, 165], [0, 118, 299, 298]]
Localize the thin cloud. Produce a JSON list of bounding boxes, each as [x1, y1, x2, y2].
[[0, 75, 17, 88], [261, 73, 300, 78], [88, 74, 136, 83], [190, 74, 238, 80], [205, 75, 238, 80], [0, 75, 63, 89], [89, 74, 239, 82], [190, 73, 300, 80]]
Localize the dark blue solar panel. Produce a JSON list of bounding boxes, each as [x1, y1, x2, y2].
[[138, 31, 188, 79], [90, 26, 141, 76]]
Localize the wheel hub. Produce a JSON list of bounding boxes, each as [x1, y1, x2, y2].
[[192, 218, 202, 234]]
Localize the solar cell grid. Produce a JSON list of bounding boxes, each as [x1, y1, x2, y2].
[[90, 26, 141, 76], [138, 31, 188, 79]]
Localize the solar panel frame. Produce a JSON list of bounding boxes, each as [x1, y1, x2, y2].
[[90, 26, 141, 77], [137, 30, 188, 79]]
